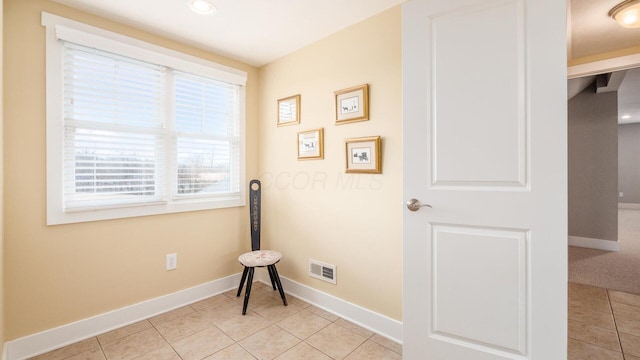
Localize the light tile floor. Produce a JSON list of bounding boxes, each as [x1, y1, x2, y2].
[[30, 282, 402, 360], [569, 282, 640, 360], [34, 281, 639, 359]]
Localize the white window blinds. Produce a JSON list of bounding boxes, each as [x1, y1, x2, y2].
[[174, 72, 240, 198], [63, 44, 167, 209]]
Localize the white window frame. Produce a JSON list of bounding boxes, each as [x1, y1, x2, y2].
[[42, 12, 247, 225]]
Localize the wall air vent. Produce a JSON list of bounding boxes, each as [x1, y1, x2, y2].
[[309, 258, 337, 284]]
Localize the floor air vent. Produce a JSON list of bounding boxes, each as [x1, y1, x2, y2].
[[309, 259, 337, 284]]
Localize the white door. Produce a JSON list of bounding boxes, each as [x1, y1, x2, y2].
[[402, 0, 567, 359]]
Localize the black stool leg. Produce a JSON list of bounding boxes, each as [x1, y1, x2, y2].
[[242, 267, 255, 315], [237, 267, 249, 297], [267, 264, 277, 291], [269, 265, 287, 306]]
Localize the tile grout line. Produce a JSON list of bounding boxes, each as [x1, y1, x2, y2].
[[271, 307, 364, 360], [568, 283, 625, 359], [340, 337, 369, 360], [96, 336, 107, 360], [272, 306, 334, 359], [146, 305, 197, 360], [198, 295, 296, 360], [270, 309, 339, 360], [606, 289, 626, 359], [200, 290, 265, 359], [186, 302, 254, 359], [98, 320, 156, 360], [568, 283, 640, 359]]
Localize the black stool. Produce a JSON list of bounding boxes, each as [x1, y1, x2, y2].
[[236, 180, 287, 314]]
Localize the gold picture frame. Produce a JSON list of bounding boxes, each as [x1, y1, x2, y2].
[[345, 136, 381, 173], [335, 84, 369, 124], [277, 94, 300, 126], [298, 128, 324, 160]]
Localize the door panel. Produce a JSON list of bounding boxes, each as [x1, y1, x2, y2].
[[432, 0, 526, 187], [432, 224, 527, 354]]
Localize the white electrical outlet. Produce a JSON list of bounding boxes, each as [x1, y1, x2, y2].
[[166, 253, 177, 270], [619, 192, 624, 198]]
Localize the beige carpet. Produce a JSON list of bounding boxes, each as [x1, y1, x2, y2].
[[569, 208, 640, 295]]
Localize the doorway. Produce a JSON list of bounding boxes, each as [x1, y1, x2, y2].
[[567, 60, 640, 359], [568, 67, 640, 293]]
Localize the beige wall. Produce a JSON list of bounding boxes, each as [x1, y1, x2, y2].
[[258, 7, 402, 321], [4, 0, 259, 340]]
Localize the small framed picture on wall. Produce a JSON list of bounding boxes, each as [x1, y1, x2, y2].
[[298, 128, 324, 160], [335, 84, 369, 125], [345, 136, 381, 173], [277, 94, 301, 126]]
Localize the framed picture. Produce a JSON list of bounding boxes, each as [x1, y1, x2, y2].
[[345, 136, 381, 173], [298, 128, 324, 160], [277, 94, 300, 126], [335, 84, 369, 124]]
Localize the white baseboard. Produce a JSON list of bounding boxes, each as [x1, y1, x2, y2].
[[619, 203, 640, 210], [5, 274, 241, 360], [569, 236, 620, 251], [6, 271, 402, 359], [253, 269, 403, 344]]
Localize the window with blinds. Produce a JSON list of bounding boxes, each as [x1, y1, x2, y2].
[[44, 13, 247, 224]]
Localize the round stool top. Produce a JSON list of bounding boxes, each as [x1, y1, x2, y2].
[[238, 250, 281, 267]]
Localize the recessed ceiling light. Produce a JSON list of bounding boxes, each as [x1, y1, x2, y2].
[[622, 114, 632, 119], [188, 0, 217, 15]]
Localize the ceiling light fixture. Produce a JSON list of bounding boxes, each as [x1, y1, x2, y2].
[[622, 114, 632, 119], [609, 0, 640, 28], [188, 0, 217, 15]]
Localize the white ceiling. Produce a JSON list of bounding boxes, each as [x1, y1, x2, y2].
[[51, 0, 405, 67]]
